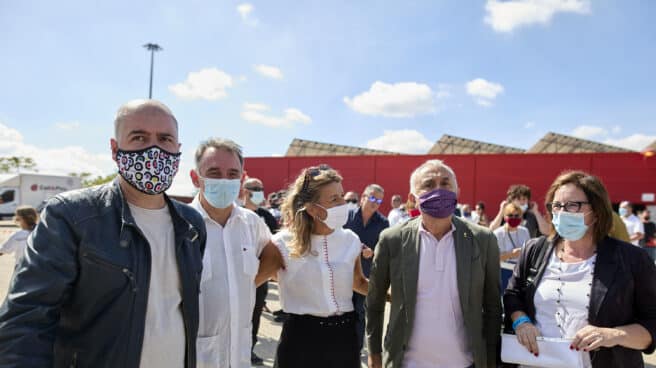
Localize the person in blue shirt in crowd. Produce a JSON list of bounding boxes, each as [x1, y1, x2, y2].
[[344, 184, 390, 354]]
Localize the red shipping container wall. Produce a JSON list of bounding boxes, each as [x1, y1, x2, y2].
[[243, 153, 656, 216]]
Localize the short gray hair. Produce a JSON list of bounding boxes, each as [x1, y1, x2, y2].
[[409, 159, 458, 195], [194, 137, 244, 170], [114, 99, 178, 138], [363, 184, 384, 197]]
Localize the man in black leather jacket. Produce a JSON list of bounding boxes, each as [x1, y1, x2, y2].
[[0, 100, 207, 368]]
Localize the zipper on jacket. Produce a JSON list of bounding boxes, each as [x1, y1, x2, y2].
[[82, 251, 137, 292], [69, 352, 77, 368]]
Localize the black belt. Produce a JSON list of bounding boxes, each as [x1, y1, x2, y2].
[[287, 311, 355, 327]]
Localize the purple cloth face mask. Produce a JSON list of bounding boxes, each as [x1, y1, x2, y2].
[[418, 188, 457, 218]]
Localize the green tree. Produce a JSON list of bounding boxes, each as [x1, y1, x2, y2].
[[0, 156, 37, 173], [83, 173, 117, 187]]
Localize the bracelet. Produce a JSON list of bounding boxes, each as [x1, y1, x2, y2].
[[512, 315, 532, 331]]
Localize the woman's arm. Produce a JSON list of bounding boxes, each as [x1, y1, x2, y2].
[[352, 255, 368, 296]]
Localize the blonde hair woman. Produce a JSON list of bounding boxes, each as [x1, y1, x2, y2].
[[262, 164, 368, 368], [493, 202, 530, 262]]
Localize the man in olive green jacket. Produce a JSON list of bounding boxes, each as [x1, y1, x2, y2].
[[366, 159, 501, 368]]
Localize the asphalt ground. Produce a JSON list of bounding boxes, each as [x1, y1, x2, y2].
[[0, 224, 654, 367]]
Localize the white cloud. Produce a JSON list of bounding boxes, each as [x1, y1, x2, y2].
[[365, 129, 434, 154], [525, 121, 536, 129], [237, 3, 259, 26], [571, 125, 608, 139], [254, 64, 284, 80], [169, 68, 233, 101], [55, 121, 81, 131], [611, 125, 622, 134], [484, 0, 591, 33], [465, 78, 504, 106], [241, 104, 311, 128], [0, 122, 114, 177], [344, 81, 435, 118], [604, 134, 656, 151]]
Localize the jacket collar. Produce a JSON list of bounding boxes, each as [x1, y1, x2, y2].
[[589, 236, 619, 323], [110, 179, 198, 245]]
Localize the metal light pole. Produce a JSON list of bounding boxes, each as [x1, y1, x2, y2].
[[143, 43, 162, 99]]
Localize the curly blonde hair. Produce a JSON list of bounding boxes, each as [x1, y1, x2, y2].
[[281, 165, 342, 257]]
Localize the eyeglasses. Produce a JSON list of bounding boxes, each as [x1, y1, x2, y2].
[[301, 164, 332, 193], [245, 187, 263, 192], [505, 214, 521, 218], [368, 195, 383, 205], [346, 199, 358, 204], [547, 201, 590, 213]]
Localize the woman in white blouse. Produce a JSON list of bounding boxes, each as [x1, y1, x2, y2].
[[0, 206, 39, 267], [504, 171, 656, 368], [263, 164, 368, 368]]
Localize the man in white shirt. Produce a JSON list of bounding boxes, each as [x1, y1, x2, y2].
[[189, 138, 279, 368], [387, 194, 410, 226], [619, 201, 644, 246], [367, 159, 501, 368]]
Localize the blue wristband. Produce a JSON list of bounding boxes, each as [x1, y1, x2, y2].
[[512, 316, 532, 331]]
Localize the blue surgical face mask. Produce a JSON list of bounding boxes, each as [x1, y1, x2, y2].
[[201, 177, 241, 209], [619, 207, 628, 217], [519, 203, 529, 213], [551, 211, 590, 241], [250, 191, 265, 206]]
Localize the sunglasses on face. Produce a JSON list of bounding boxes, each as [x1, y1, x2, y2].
[[368, 195, 383, 205], [505, 214, 521, 218], [346, 199, 358, 204], [245, 187, 263, 192]]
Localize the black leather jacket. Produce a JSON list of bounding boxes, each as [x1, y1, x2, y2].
[[504, 235, 656, 368], [0, 181, 206, 368]]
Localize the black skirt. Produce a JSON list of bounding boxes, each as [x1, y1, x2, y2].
[[274, 312, 360, 368]]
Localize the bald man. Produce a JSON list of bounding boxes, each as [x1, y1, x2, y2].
[[0, 100, 207, 368]]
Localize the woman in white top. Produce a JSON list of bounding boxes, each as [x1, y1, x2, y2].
[[262, 164, 368, 368], [493, 202, 530, 262], [0, 206, 39, 267], [504, 171, 656, 368]]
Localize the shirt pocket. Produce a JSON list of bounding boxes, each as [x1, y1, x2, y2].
[[196, 335, 221, 368], [242, 245, 259, 276]]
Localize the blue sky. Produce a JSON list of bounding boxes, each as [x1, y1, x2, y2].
[[1, 0, 655, 195]]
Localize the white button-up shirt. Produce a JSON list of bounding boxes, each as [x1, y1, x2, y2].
[[404, 223, 473, 368], [272, 228, 361, 317], [191, 198, 272, 368]]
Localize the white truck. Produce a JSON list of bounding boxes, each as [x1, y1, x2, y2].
[[0, 173, 82, 217]]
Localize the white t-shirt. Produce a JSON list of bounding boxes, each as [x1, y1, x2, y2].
[[272, 228, 361, 317], [622, 214, 645, 246], [129, 204, 185, 368], [191, 199, 271, 368], [388, 207, 410, 226], [0, 229, 30, 265], [493, 226, 530, 254]]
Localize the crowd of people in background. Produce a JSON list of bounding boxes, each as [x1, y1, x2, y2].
[[0, 99, 655, 368]]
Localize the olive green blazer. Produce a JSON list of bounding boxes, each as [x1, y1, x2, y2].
[[366, 216, 501, 368]]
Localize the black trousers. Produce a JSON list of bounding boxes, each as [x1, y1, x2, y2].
[[251, 281, 268, 349], [352, 292, 366, 352], [274, 312, 359, 368]]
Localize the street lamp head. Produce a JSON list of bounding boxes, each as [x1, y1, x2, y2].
[[143, 43, 163, 51]]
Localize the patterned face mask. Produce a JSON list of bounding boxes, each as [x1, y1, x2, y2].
[[116, 145, 181, 195]]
